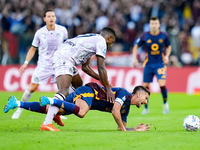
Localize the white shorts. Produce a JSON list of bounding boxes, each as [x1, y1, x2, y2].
[[31, 66, 56, 84], [53, 55, 79, 78]]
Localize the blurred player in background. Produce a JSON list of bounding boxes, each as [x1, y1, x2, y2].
[[41, 27, 116, 131], [12, 10, 83, 119], [132, 16, 171, 115], [4, 82, 150, 132]]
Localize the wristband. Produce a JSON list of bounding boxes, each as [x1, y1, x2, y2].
[[24, 61, 29, 64]]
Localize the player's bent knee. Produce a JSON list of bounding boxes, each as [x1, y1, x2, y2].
[[72, 79, 83, 89], [29, 87, 37, 93], [77, 112, 86, 118], [58, 89, 69, 97]]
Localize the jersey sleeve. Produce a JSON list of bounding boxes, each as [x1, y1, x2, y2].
[[164, 33, 171, 47], [115, 90, 129, 106], [114, 89, 131, 123], [95, 37, 106, 58], [63, 27, 68, 40], [134, 33, 145, 47], [121, 109, 130, 123], [32, 30, 40, 48]]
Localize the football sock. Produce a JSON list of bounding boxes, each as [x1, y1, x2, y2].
[[144, 86, 149, 109], [53, 99, 80, 115], [69, 84, 76, 94], [144, 100, 148, 109], [20, 102, 47, 114], [43, 93, 65, 125], [160, 86, 167, 104], [21, 89, 33, 102], [16, 100, 21, 106]]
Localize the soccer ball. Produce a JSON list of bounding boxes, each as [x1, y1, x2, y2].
[[183, 115, 199, 131]]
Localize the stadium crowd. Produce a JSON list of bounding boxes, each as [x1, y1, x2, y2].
[[0, 0, 200, 66]]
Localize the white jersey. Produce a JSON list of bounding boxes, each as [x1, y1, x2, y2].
[[32, 24, 68, 67], [54, 34, 107, 66]]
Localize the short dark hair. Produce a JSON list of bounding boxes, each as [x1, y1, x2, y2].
[[150, 16, 159, 21], [44, 10, 54, 17], [132, 86, 151, 96], [101, 27, 116, 38]]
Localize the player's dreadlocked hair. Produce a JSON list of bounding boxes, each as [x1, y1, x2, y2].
[[100, 27, 116, 39], [132, 86, 151, 96]]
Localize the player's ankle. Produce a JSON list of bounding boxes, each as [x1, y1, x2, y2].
[[43, 120, 52, 125]]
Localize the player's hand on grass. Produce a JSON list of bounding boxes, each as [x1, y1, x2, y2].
[[133, 58, 138, 68], [134, 123, 150, 131], [20, 63, 28, 73], [106, 89, 115, 103]]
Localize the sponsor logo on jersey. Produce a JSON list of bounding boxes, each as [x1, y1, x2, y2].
[[102, 48, 106, 55], [61, 103, 64, 108], [120, 109, 125, 113]]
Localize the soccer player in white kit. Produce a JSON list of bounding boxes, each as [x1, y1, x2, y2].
[[40, 27, 116, 131], [12, 10, 83, 121]]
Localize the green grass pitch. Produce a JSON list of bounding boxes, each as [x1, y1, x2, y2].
[[0, 92, 200, 150]]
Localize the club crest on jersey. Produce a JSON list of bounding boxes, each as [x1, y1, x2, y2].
[[42, 33, 46, 39], [56, 33, 60, 38], [159, 39, 163, 43], [69, 68, 73, 74], [34, 77, 39, 83], [147, 39, 152, 43]]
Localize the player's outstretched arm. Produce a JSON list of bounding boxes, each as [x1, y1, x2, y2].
[[97, 56, 115, 103], [20, 46, 37, 73], [132, 44, 139, 67], [112, 102, 126, 131]]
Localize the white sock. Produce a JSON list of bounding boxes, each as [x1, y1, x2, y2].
[[43, 93, 65, 125], [69, 84, 75, 94], [48, 97, 54, 105], [43, 106, 59, 125], [16, 100, 20, 107], [21, 89, 33, 102]]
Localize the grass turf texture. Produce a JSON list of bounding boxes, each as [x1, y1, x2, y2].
[[0, 92, 200, 150]]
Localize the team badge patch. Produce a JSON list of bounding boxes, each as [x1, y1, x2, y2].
[[69, 68, 73, 74], [147, 39, 152, 43], [34, 77, 39, 83], [56, 33, 60, 38]]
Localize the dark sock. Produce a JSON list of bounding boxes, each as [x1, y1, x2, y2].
[[21, 102, 46, 114], [145, 86, 149, 109], [145, 101, 148, 109], [160, 86, 167, 104], [53, 99, 80, 115]]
